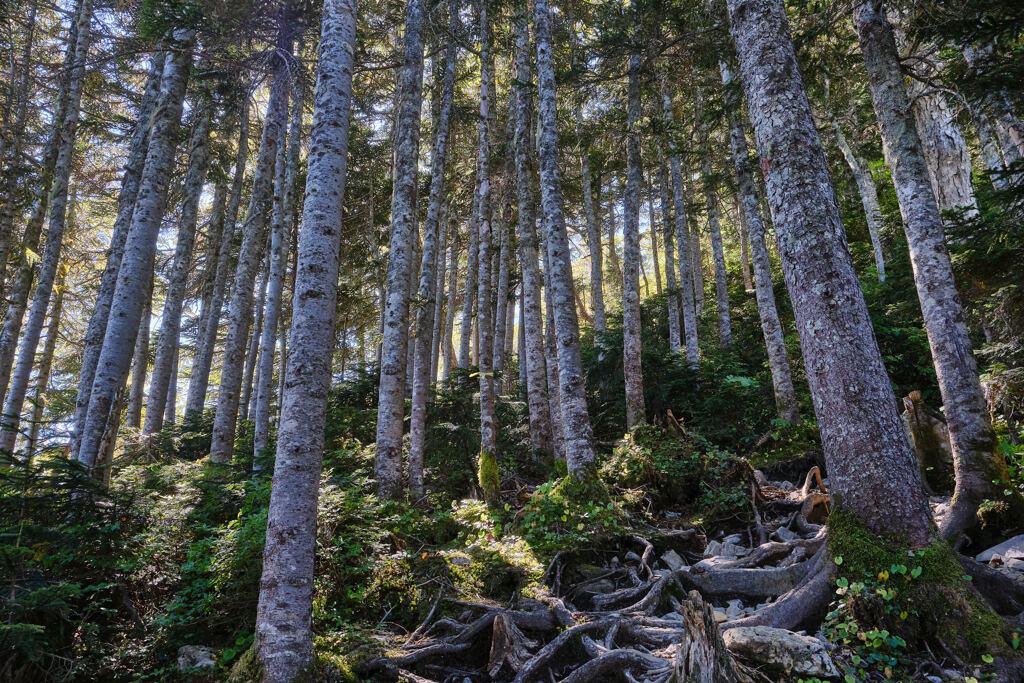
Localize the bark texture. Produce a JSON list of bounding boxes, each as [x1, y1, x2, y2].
[[622, 54, 646, 427], [255, 0, 356, 677], [722, 61, 799, 423], [254, 76, 303, 464], [661, 81, 699, 366], [186, 98, 250, 417], [512, 1, 553, 456], [375, 0, 427, 498], [727, 0, 933, 545], [0, 0, 93, 452], [409, 1, 457, 497], [535, 0, 597, 473], [144, 107, 212, 437], [853, 0, 1005, 541], [657, 153, 681, 352], [75, 31, 192, 468], [831, 118, 887, 281], [209, 56, 290, 463]]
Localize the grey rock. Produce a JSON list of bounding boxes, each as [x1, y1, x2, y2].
[[661, 549, 685, 570], [977, 534, 1024, 562], [625, 551, 642, 563], [723, 626, 840, 678], [178, 645, 217, 671], [772, 527, 799, 543]]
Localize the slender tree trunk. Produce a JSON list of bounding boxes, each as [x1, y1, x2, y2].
[[125, 282, 152, 431], [0, 0, 92, 451], [512, 0, 553, 456], [542, 246, 565, 460], [831, 118, 887, 281], [255, 0, 356, 676], [75, 31, 193, 468], [736, 195, 753, 292], [429, 201, 450, 388], [474, 0, 498, 498], [409, 0, 457, 497], [622, 54, 646, 427], [25, 273, 62, 461], [492, 208, 511, 374], [853, 0, 1006, 541], [647, 183, 662, 294], [0, 13, 77, 408], [242, 253, 270, 423], [721, 61, 799, 423], [661, 80, 699, 366], [658, 153, 682, 352], [605, 182, 623, 298], [72, 55, 164, 448], [143, 107, 212, 437], [441, 229, 458, 381], [208, 53, 290, 464], [253, 75, 303, 466], [696, 100, 732, 349], [970, 107, 1009, 190], [581, 140, 606, 333], [459, 183, 480, 369], [185, 98, 250, 418], [727, 0, 933, 545], [375, 0, 427, 499], [534, 0, 597, 474], [164, 349, 178, 426]]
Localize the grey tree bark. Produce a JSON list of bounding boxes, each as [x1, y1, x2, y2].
[[534, 0, 597, 474], [0, 16, 76, 408], [242, 258, 271, 423], [458, 184, 480, 369], [492, 207, 511, 375], [75, 32, 192, 468], [70, 54, 163, 449], [853, 0, 1006, 541], [580, 132, 606, 333], [542, 244, 565, 460], [696, 97, 732, 349], [253, 75, 303, 466], [208, 55, 290, 464], [409, 0, 457, 497], [441, 228, 458, 381], [647, 183, 662, 295], [727, 0, 933, 545], [512, 0, 553, 456], [831, 117, 887, 281], [474, 0, 498, 498], [721, 61, 799, 424], [125, 284, 152, 432], [185, 97, 250, 418], [0, 0, 92, 452], [164, 349, 178, 426], [660, 80, 699, 366], [25, 273, 62, 461], [429, 201, 450, 387], [736, 195, 753, 292], [254, 0, 356, 677], [622, 54, 646, 428], [374, 0, 427, 499], [657, 152, 681, 352], [143, 107, 213, 437]]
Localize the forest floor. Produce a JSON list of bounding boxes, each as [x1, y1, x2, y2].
[[290, 447, 1021, 683]]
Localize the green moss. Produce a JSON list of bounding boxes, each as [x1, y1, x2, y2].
[[478, 448, 500, 503], [226, 646, 259, 682], [827, 508, 1011, 662], [551, 467, 611, 504]]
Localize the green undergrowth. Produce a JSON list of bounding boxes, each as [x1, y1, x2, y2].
[[599, 424, 751, 528], [825, 509, 1018, 681]]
